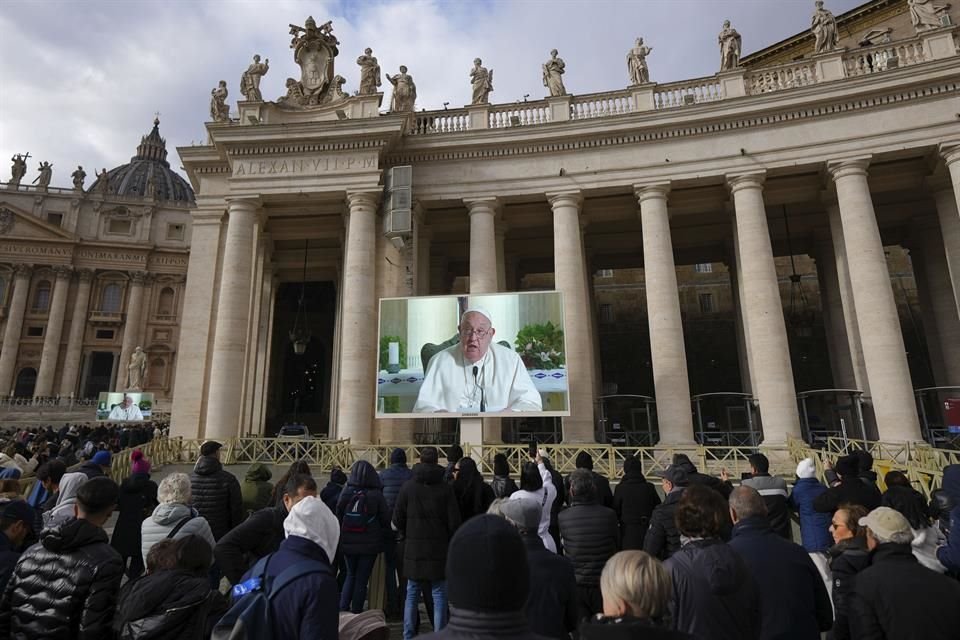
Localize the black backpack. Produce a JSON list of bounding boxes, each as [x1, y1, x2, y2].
[[343, 489, 375, 533]]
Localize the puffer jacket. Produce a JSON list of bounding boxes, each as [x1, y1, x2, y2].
[[379, 461, 413, 513], [0, 518, 123, 640], [393, 462, 461, 581], [557, 499, 619, 586], [741, 473, 792, 540], [112, 472, 159, 559], [935, 463, 960, 571], [663, 538, 761, 640], [140, 502, 216, 564], [644, 489, 684, 560], [337, 460, 391, 556], [789, 477, 832, 553], [492, 474, 519, 499], [113, 569, 226, 640], [241, 463, 273, 516], [827, 536, 870, 640], [189, 455, 243, 540]]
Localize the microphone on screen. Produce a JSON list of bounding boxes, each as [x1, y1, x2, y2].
[[473, 365, 486, 412]]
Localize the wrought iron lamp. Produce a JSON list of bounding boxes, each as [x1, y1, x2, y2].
[[289, 239, 311, 355]]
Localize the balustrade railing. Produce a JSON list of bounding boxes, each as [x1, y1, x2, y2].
[[747, 59, 818, 94], [0, 182, 191, 207], [654, 76, 724, 109], [488, 101, 551, 128], [413, 110, 469, 134], [570, 90, 634, 120], [844, 37, 927, 76]]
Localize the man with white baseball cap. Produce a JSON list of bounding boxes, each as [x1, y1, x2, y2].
[[413, 307, 542, 413], [848, 506, 960, 639]]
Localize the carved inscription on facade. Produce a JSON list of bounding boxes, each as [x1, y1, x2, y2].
[[0, 243, 73, 258], [76, 249, 147, 263], [232, 153, 378, 178]]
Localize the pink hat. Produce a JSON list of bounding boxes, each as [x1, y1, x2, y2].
[[131, 449, 151, 475]]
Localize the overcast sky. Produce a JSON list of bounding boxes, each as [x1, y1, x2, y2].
[[1, 0, 867, 187]]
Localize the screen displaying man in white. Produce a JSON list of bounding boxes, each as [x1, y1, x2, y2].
[[413, 308, 542, 413], [108, 395, 144, 421]]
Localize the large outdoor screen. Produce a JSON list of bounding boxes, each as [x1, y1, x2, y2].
[[376, 292, 569, 418], [96, 392, 154, 422]]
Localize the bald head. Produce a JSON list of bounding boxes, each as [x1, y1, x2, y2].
[[728, 485, 767, 524]]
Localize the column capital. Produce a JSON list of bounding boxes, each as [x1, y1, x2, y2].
[[726, 172, 766, 194], [546, 190, 582, 209], [224, 196, 262, 211], [13, 264, 32, 278], [633, 183, 671, 204], [345, 190, 380, 211], [77, 268, 95, 283], [940, 142, 960, 167], [129, 270, 149, 285], [827, 157, 872, 181], [463, 196, 500, 216], [52, 265, 73, 280]]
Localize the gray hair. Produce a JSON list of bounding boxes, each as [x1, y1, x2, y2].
[[868, 526, 914, 545], [569, 468, 596, 501], [729, 485, 767, 521], [157, 472, 192, 505]]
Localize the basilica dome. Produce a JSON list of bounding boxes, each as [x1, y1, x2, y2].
[[88, 118, 194, 203]]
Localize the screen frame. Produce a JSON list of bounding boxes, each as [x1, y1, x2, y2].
[[375, 291, 571, 420]]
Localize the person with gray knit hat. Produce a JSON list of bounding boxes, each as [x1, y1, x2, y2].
[[421, 514, 545, 639], [493, 498, 578, 639]]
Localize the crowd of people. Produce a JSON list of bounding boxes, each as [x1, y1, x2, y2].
[[0, 430, 957, 639]]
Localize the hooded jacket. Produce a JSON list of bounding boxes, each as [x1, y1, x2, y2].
[[336, 460, 390, 556], [113, 569, 225, 640], [42, 471, 86, 529], [613, 466, 661, 550], [112, 472, 159, 559], [189, 455, 243, 540], [789, 477, 832, 553], [214, 504, 287, 585], [393, 462, 461, 581], [0, 518, 124, 640], [663, 538, 761, 640], [379, 449, 414, 513], [935, 464, 960, 571], [241, 463, 273, 516], [140, 502, 216, 564], [320, 468, 347, 514]]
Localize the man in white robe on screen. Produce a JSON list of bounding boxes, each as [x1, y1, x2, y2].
[[108, 394, 144, 421], [413, 308, 543, 413]]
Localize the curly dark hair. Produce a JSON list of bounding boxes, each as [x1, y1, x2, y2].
[[674, 484, 729, 538]]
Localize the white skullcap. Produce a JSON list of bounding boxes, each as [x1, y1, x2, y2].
[[284, 495, 340, 563], [461, 307, 494, 325], [796, 457, 817, 479]]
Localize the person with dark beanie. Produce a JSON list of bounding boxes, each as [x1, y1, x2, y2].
[[452, 457, 495, 522], [420, 514, 545, 639], [814, 455, 881, 514], [492, 453, 519, 499], [320, 467, 348, 514], [613, 456, 660, 550], [380, 447, 414, 619]]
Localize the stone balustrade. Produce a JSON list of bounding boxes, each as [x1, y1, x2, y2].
[[0, 182, 192, 207], [843, 36, 928, 76], [654, 75, 725, 108], [570, 90, 634, 120], [746, 59, 818, 94], [489, 100, 551, 128], [412, 110, 470, 135]]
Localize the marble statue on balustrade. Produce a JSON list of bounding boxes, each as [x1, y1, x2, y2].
[[9, 154, 27, 186], [126, 346, 148, 391], [719, 20, 742, 71], [71, 166, 86, 191], [812, 1, 839, 53], [96, 168, 110, 194], [542, 49, 567, 96], [470, 58, 494, 105], [240, 54, 269, 102], [210, 81, 230, 122], [387, 66, 417, 112], [627, 38, 653, 85], [33, 162, 53, 188], [357, 48, 381, 95], [908, 0, 951, 31]]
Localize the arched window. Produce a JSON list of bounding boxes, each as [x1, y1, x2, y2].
[[32, 280, 51, 312], [157, 287, 175, 316], [100, 283, 122, 313]]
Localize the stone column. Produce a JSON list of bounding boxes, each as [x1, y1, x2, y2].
[[548, 191, 595, 442], [829, 159, 920, 441], [728, 173, 801, 444], [0, 265, 32, 395], [814, 237, 857, 389], [34, 266, 72, 397], [59, 268, 93, 397], [204, 198, 260, 440], [636, 184, 693, 444], [496, 221, 507, 292], [117, 271, 147, 390], [933, 185, 960, 318], [919, 226, 960, 385], [335, 191, 380, 444], [465, 197, 499, 294]]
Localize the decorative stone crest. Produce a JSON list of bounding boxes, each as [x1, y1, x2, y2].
[[277, 16, 342, 108], [0, 208, 14, 235]]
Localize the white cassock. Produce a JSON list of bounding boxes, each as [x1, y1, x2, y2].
[[108, 404, 144, 421], [413, 342, 543, 413]]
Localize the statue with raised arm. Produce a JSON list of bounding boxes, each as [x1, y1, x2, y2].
[[627, 38, 653, 85], [33, 162, 53, 188], [811, 1, 839, 53], [9, 154, 28, 186], [96, 168, 110, 194], [386, 65, 417, 112], [908, 0, 951, 32], [71, 166, 86, 191], [126, 346, 148, 391], [210, 80, 230, 122], [357, 48, 381, 95], [542, 49, 567, 96], [719, 20, 742, 71], [470, 58, 494, 105], [240, 54, 269, 102]]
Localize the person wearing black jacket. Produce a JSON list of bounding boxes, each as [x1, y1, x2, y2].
[[491, 453, 519, 499], [566, 452, 613, 508], [670, 453, 733, 498], [826, 504, 870, 640], [111, 463, 159, 579], [559, 468, 619, 622], [336, 459, 391, 613], [188, 441, 243, 541], [320, 467, 347, 513], [393, 447, 461, 638], [0, 477, 124, 640], [380, 448, 413, 619], [740, 453, 792, 540], [728, 487, 832, 640], [214, 474, 317, 585], [0, 501, 34, 592], [813, 455, 881, 514], [496, 497, 578, 639], [613, 456, 660, 550], [644, 465, 687, 560], [452, 457, 495, 522]]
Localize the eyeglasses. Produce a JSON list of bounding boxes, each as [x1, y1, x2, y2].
[[459, 327, 491, 339]]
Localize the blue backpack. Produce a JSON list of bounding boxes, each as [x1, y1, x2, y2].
[[212, 553, 329, 640]]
